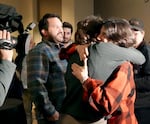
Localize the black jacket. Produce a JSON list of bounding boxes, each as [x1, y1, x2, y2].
[[134, 41, 150, 108]]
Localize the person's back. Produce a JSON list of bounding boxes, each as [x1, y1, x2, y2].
[[88, 42, 145, 82], [88, 18, 145, 82]]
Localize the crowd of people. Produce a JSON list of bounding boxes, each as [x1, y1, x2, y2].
[[0, 9, 150, 124]]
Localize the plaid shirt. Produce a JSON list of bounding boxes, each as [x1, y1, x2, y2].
[[27, 40, 67, 119], [83, 62, 138, 124]]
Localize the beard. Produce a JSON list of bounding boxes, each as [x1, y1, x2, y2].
[[47, 33, 64, 43]]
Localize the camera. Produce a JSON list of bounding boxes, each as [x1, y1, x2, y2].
[[0, 20, 22, 50], [0, 19, 22, 50], [0, 22, 36, 50], [0, 3, 36, 50], [0, 3, 23, 50]]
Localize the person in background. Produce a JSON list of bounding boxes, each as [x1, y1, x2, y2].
[[129, 18, 150, 124], [16, 33, 35, 124], [27, 13, 67, 124], [0, 30, 16, 107], [62, 21, 73, 47]]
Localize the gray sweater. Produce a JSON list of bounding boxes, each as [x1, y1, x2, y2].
[[88, 42, 145, 82], [0, 60, 16, 106]]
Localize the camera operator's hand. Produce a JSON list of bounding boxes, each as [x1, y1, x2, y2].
[[0, 30, 14, 61], [47, 111, 59, 121]]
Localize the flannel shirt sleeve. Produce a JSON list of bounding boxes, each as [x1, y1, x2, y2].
[[59, 43, 77, 60], [83, 62, 133, 115]]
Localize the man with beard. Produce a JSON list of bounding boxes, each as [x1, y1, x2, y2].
[[27, 13, 67, 124]]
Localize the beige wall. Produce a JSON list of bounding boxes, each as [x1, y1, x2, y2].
[[62, 0, 94, 40], [94, 0, 150, 41], [74, 0, 94, 23], [62, 0, 75, 40], [1, 0, 149, 41], [37, 0, 62, 20], [0, 0, 93, 42]]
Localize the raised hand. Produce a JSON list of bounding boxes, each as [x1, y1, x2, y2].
[[71, 58, 88, 83], [76, 44, 89, 61]]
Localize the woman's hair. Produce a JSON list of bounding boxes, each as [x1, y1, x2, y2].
[[75, 15, 103, 45], [101, 17, 135, 47]]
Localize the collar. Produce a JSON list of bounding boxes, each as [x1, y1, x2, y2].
[[42, 39, 64, 49]]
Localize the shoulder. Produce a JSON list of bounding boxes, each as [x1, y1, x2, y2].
[[29, 41, 54, 55], [117, 61, 133, 75]]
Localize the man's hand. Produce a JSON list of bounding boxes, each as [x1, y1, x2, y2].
[[71, 58, 89, 83], [76, 44, 89, 61], [0, 30, 14, 61], [47, 111, 59, 121]]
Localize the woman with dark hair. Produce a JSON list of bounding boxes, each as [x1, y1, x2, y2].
[[58, 19, 145, 124], [71, 18, 144, 124]]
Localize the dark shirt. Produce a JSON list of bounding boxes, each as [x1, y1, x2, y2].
[[60, 51, 104, 122], [134, 41, 150, 108]]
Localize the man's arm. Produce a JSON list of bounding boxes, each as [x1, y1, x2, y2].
[[59, 43, 89, 61], [0, 30, 16, 106]]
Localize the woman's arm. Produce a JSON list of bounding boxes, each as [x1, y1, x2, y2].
[[126, 47, 145, 65], [72, 60, 135, 115]]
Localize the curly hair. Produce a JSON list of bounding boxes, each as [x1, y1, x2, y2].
[[75, 15, 103, 45]]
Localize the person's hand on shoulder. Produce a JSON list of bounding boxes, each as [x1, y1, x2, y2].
[[72, 58, 89, 83], [76, 44, 89, 61]]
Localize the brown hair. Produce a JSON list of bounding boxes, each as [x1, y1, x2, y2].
[[75, 15, 103, 45], [101, 17, 135, 48], [63, 21, 73, 33]]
